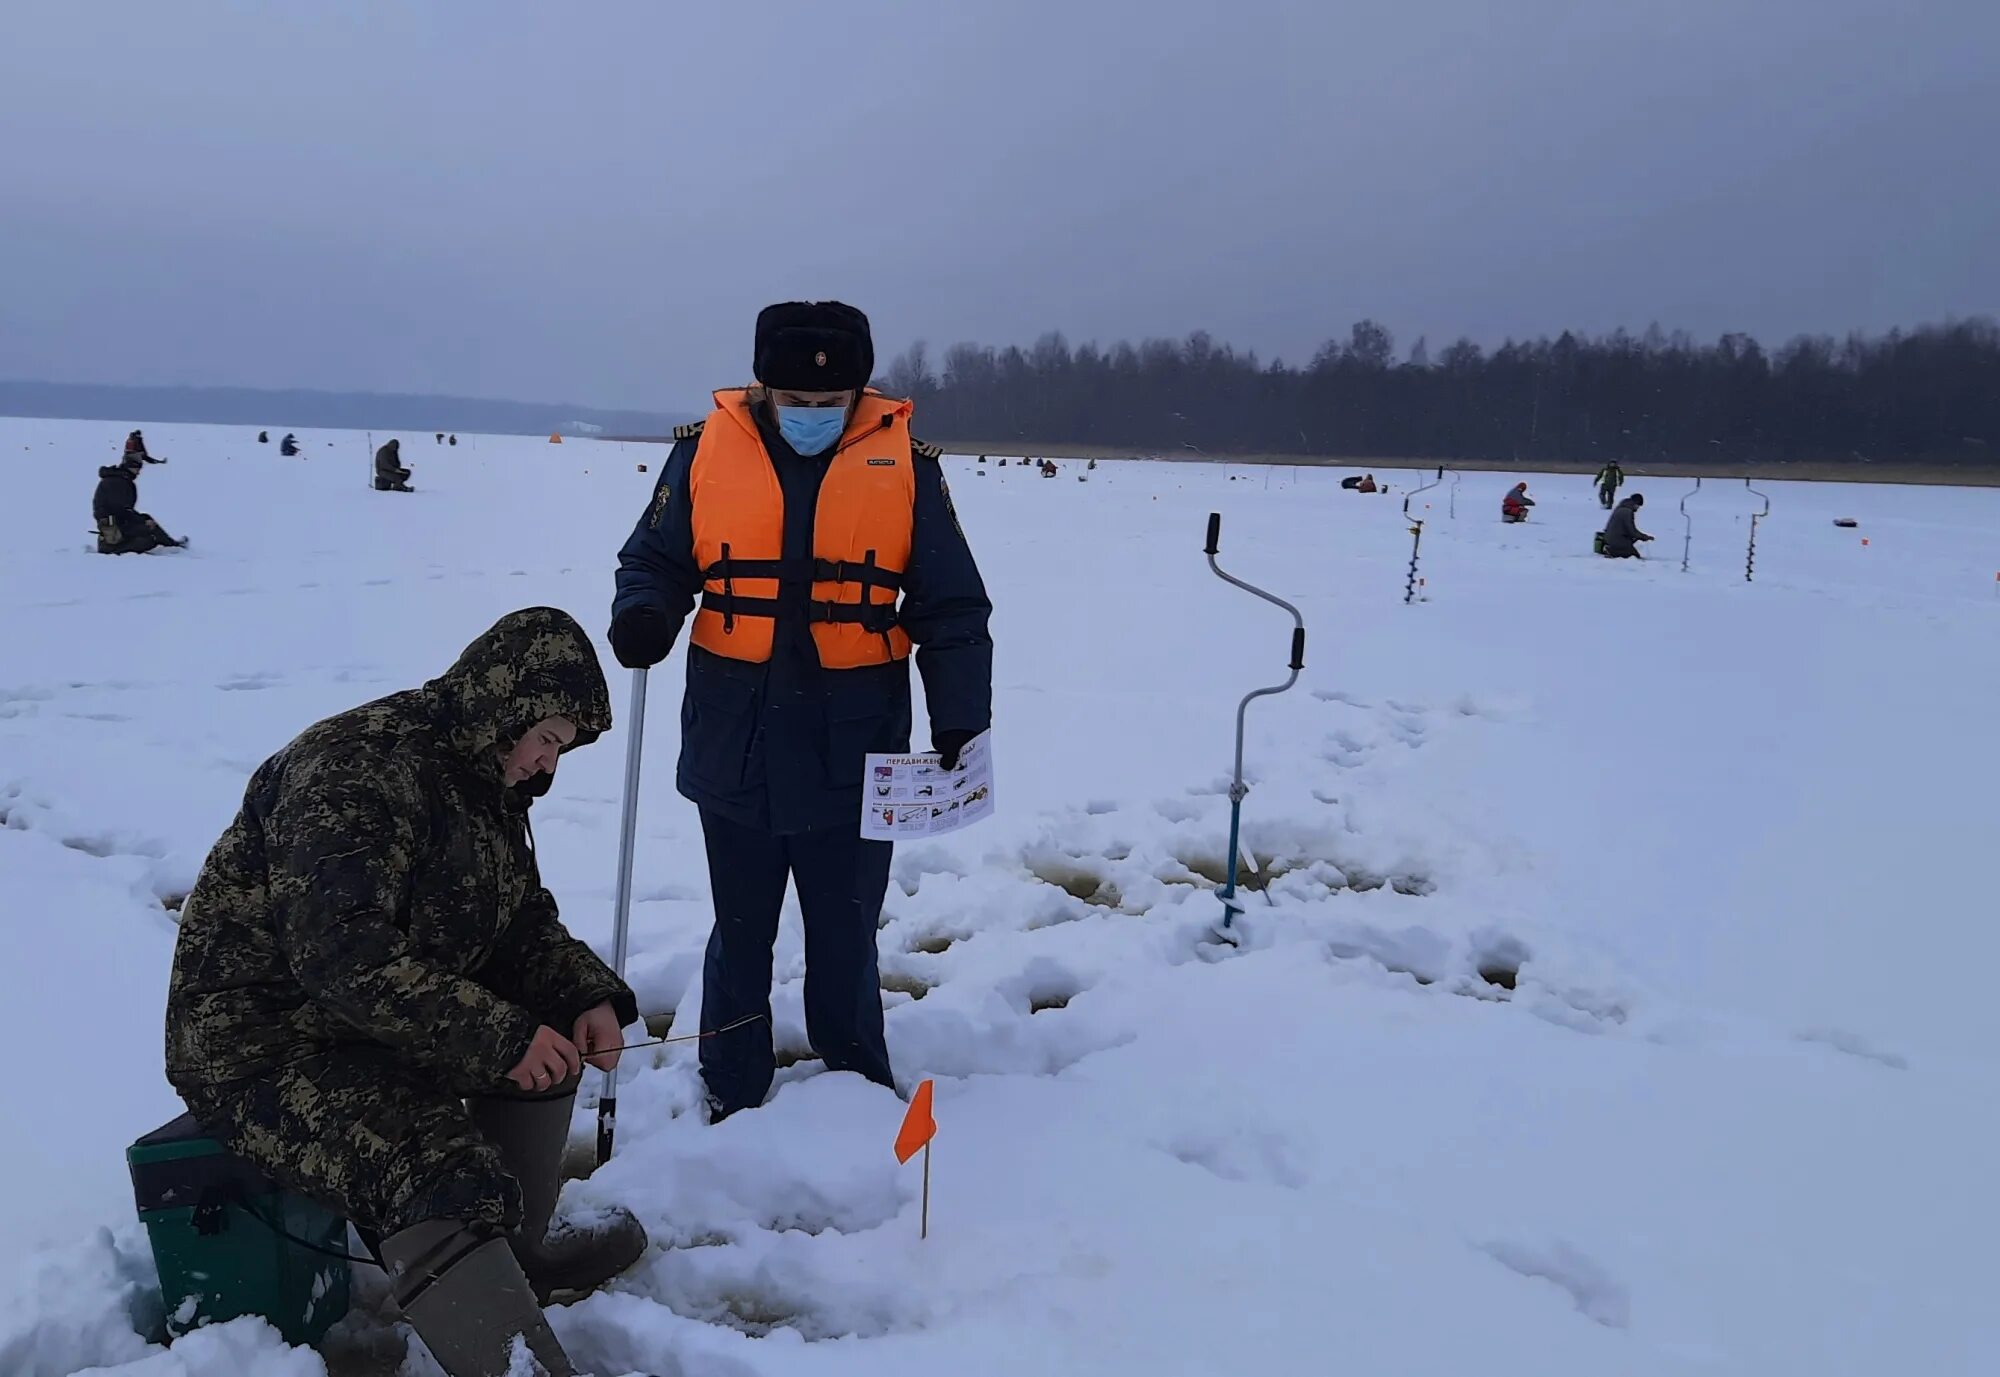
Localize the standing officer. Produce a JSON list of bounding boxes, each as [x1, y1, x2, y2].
[[609, 301, 992, 1119]]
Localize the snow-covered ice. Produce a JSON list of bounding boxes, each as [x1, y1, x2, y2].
[[1, 419, 1995, 1375]]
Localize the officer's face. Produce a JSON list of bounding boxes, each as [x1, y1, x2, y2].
[[502, 716, 578, 785]]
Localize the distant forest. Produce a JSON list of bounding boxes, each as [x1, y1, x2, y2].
[[879, 318, 2000, 468]]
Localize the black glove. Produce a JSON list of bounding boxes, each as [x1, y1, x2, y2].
[[608, 606, 674, 669], [934, 729, 976, 772]]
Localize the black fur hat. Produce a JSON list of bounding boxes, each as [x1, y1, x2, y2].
[[754, 301, 873, 392]]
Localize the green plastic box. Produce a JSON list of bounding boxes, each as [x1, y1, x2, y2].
[[128, 1112, 353, 1347]]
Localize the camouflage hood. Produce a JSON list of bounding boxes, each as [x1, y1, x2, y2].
[[422, 607, 612, 785]]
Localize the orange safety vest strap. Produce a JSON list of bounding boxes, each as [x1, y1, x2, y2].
[[694, 555, 905, 592], [700, 587, 902, 635], [699, 590, 898, 630], [697, 552, 905, 629]]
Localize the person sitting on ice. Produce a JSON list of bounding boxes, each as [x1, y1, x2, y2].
[[1501, 481, 1535, 523], [93, 451, 186, 554], [1600, 492, 1654, 558], [374, 436, 414, 491], [258, 430, 270, 443], [280, 432, 301, 456], [165, 608, 646, 1377]]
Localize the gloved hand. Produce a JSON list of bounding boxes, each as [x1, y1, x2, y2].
[[934, 729, 976, 772], [608, 606, 674, 669]]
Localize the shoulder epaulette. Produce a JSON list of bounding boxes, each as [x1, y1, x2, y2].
[[911, 437, 944, 461], [672, 419, 706, 442]]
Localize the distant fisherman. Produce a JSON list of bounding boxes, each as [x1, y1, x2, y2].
[[93, 450, 185, 554], [124, 429, 163, 464], [1595, 461, 1626, 510], [375, 437, 414, 492], [1599, 492, 1654, 558]]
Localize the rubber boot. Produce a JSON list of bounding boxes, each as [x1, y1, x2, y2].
[[469, 1081, 647, 1301], [381, 1219, 575, 1377]]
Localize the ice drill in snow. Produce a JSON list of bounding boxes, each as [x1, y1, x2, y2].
[[1679, 475, 1703, 573], [1202, 512, 1304, 945], [1402, 468, 1445, 603], [1744, 478, 1770, 583], [598, 666, 650, 1167]]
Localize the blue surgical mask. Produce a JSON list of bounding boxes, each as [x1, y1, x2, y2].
[[775, 405, 846, 456]]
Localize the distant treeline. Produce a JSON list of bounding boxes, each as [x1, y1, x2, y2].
[[0, 380, 690, 438], [879, 318, 2000, 467]]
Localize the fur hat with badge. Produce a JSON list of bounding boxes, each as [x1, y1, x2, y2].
[[754, 301, 874, 393]]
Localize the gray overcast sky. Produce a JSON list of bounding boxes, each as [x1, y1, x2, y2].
[[1, 0, 1994, 411]]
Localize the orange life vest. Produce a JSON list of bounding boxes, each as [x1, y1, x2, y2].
[[688, 389, 916, 668]]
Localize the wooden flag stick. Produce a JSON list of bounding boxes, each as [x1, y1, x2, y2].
[[921, 1141, 931, 1240]]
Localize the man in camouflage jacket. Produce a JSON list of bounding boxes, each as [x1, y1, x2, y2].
[[165, 606, 643, 1376]]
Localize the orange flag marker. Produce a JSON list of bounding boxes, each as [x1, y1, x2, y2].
[[894, 1079, 938, 1239]]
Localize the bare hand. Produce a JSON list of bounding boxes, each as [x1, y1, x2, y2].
[[507, 1025, 582, 1092], [572, 1002, 626, 1073]]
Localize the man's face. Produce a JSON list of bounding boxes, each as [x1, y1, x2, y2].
[[502, 715, 578, 785]]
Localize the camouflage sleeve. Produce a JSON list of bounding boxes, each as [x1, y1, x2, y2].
[[480, 876, 639, 1032], [264, 751, 541, 1083]]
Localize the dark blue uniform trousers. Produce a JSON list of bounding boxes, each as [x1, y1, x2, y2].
[[698, 809, 896, 1113]]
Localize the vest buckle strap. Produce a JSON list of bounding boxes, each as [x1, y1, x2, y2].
[[807, 600, 900, 634], [701, 557, 793, 582], [699, 590, 783, 619], [812, 557, 904, 591]]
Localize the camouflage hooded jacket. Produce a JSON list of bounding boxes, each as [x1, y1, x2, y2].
[[166, 607, 636, 1092]]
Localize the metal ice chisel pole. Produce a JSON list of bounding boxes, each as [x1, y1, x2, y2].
[[597, 666, 649, 1167], [1204, 513, 1305, 944]]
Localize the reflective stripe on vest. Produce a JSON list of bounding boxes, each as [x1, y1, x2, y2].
[[689, 389, 916, 668]]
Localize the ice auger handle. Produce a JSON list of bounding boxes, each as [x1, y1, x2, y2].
[[1201, 510, 1307, 944]]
